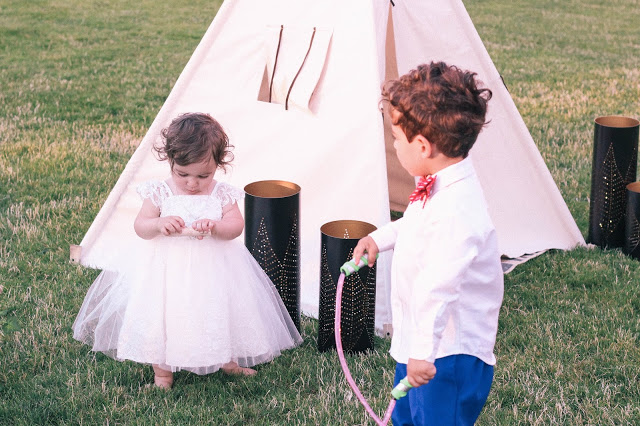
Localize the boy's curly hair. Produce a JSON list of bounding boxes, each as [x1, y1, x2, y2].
[[155, 113, 234, 171], [382, 61, 492, 158]]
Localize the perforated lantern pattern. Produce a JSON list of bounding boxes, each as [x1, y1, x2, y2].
[[626, 214, 640, 254], [317, 228, 377, 353], [588, 116, 640, 249], [250, 216, 300, 330], [592, 143, 637, 244]]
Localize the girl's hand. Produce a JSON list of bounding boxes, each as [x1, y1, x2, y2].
[[157, 216, 185, 236], [192, 218, 217, 239]]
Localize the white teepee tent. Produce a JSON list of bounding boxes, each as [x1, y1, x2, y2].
[[74, 0, 585, 333]]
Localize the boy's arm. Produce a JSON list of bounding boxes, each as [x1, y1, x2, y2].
[[352, 236, 379, 267], [353, 218, 403, 266]]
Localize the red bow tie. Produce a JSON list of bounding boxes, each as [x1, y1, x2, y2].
[[409, 175, 436, 207]]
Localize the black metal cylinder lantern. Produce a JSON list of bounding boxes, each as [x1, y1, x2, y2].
[[317, 220, 377, 353], [244, 180, 301, 331], [624, 182, 640, 259], [588, 116, 640, 249]]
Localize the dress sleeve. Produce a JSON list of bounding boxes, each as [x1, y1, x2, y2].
[[136, 181, 171, 208], [214, 182, 245, 207]]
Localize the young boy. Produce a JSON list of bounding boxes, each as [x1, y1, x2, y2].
[[353, 62, 504, 425]]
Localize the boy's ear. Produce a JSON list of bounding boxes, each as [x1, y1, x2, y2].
[[414, 134, 434, 158]]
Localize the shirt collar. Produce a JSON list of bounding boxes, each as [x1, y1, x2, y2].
[[430, 156, 475, 195]]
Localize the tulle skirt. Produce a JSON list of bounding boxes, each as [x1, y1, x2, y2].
[[73, 236, 302, 374]]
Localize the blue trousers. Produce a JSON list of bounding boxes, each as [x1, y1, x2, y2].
[[391, 355, 493, 426]]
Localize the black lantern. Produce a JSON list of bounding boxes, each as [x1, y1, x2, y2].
[[588, 116, 640, 248], [318, 220, 377, 353], [244, 180, 301, 331]]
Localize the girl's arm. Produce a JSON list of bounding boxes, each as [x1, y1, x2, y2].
[[134, 198, 185, 239], [192, 201, 244, 240], [212, 201, 244, 240]]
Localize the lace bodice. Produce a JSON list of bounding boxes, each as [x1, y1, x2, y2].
[[137, 180, 244, 226]]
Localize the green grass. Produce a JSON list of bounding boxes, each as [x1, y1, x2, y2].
[[1, 0, 640, 424]]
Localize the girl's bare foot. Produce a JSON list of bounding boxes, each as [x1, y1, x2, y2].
[[221, 361, 256, 376], [153, 364, 174, 389]]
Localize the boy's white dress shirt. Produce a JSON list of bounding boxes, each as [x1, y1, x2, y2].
[[370, 157, 504, 366]]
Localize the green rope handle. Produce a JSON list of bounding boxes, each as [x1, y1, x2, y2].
[[390, 378, 413, 400]]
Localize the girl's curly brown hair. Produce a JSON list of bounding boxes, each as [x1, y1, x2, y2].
[[155, 113, 234, 171], [382, 61, 492, 158]]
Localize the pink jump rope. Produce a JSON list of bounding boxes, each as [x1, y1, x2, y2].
[[335, 255, 412, 425]]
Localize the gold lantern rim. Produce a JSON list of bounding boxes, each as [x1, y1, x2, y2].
[[320, 220, 377, 240], [244, 180, 301, 198], [594, 116, 640, 129]]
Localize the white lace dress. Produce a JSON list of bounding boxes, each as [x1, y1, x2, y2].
[[73, 181, 302, 374]]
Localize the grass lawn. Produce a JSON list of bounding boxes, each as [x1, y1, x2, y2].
[[1, 0, 639, 424]]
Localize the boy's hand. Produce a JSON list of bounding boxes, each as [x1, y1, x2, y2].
[[352, 236, 379, 267], [157, 216, 185, 236], [407, 358, 437, 388]]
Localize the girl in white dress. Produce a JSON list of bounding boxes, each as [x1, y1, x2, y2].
[[73, 113, 302, 389]]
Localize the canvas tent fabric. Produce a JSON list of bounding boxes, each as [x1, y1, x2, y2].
[[75, 0, 585, 333]]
